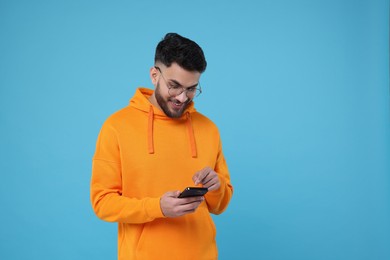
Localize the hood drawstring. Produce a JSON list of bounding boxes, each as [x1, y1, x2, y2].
[[148, 106, 154, 154], [147, 106, 197, 158], [186, 112, 197, 158]]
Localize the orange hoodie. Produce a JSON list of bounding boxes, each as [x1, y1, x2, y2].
[[91, 88, 233, 260]]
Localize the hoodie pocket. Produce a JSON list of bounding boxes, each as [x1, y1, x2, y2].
[[135, 207, 218, 259]]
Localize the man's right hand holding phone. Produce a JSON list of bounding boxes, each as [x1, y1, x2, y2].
[[160, 191, 204, 217]]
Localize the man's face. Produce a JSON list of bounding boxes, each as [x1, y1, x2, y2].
[[151, 63, 201, 118]]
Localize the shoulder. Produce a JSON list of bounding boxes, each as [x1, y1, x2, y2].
[[101, 106, 134, 130], [191, 111, 220, 133], [191, 111, 215, 124]]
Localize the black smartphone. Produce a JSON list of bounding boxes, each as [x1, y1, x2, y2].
[[178, 187, 208, 198]]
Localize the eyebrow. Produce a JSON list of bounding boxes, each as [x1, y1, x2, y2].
[[168, 79, 199, 89]]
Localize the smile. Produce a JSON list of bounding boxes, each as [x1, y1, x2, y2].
[[170, 100, 184, 109]]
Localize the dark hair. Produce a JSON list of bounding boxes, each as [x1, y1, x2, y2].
[[155, 33, 207, 73]]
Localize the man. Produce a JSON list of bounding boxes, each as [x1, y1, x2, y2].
[[91, 33, 233, 260]]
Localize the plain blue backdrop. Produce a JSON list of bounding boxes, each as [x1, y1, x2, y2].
[[1, 0, 389, 259]]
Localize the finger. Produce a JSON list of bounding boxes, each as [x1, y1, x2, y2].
[[178, 196, 204, 205], [198, 170, 218, 187], [200, 174, 218, 189], [201, 174, 216, 186], [202, 180, 214, 189], [164, 190, 181, 198], [206, 183, 218, 191], [193, 167, 210, 183], [178, 200, 203, 213], [193, 167, 211, 185], [182, 204, 201, 214], [173, 190, 181, 198]]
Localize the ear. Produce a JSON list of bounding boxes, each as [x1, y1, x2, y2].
[[150, 66, 158, 86]]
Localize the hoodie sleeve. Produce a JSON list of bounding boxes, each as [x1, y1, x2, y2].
[[90, 120, 165, 223], [205, 138, 233, 215]]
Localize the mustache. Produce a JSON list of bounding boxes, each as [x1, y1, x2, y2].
[[169, 97, 191, 105]]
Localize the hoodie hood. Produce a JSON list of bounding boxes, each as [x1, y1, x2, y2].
[[129, 88, 198, 158]]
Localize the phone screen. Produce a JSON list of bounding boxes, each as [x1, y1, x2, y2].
[[178, 187, 208, 198]]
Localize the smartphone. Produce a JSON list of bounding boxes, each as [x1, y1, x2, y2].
[[178, 187, 208, 198]]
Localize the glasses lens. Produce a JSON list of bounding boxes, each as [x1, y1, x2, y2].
[[168, 87, 182, 97], [168, 87, 200, 98]]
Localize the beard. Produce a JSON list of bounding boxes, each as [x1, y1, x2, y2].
[[155, 82, 191, 118]]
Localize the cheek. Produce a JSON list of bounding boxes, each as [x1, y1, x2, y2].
[[156, 84, 168, 101], [157, 82, 171, 97]]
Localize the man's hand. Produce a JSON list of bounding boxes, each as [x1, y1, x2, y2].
[[192, 167, 220, 191], [160, 191, 204, 218]]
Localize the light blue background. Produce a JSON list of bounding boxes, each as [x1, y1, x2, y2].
[[1, 0, 389, 259]]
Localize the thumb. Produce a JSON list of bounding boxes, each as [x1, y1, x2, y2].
[[165, 190, 181, 198], [173, 190, 181, 198]]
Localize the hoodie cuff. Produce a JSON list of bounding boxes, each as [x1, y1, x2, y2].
[[206, 177, 227, 198], [145, 197, 165, 220]]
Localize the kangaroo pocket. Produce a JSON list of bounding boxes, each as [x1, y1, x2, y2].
[[135, 205, 217, 260]]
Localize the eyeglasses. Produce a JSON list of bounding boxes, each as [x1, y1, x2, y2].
[[155, 66, 202, 98]]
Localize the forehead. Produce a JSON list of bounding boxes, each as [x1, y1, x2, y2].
[[162, 63, 201, 85]]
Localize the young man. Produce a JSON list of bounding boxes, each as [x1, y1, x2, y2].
[[91, 33, 233, 260]]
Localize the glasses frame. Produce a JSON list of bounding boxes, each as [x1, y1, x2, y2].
[[154, 66, 202, 98]]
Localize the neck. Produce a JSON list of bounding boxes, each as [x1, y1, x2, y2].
[[148, 92, 162, 111]]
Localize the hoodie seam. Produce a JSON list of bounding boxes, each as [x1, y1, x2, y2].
[[93, 158, 121, 164]]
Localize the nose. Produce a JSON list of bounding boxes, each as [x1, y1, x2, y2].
[[175, 91, 188, 103]]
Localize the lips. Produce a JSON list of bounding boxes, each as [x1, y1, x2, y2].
[[169, 100, 184, 110]]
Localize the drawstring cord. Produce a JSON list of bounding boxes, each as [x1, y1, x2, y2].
[[147, 107, 197, 158], [148, 106, 154, 154], [186, 112, 197, 158]]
